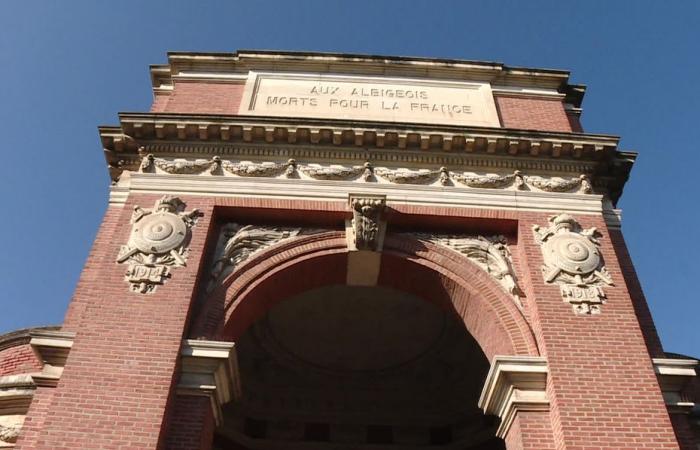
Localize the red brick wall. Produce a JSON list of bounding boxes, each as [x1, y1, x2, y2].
[[165, 396, 215, 450], [496, 95, 575, 132], [0, 344, 41, 375], [18, 194, 216, 450], [21, 195, 684, 449], [151, 81, 245, 114]]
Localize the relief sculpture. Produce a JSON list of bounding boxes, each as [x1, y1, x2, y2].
[[533, 213, 613, 314]]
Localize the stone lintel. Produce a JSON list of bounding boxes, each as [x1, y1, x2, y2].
[[653, 357, 698, 413], [477, 356, 549, 439], [29, 330, 75, 388], [177, 339, 241, 426]]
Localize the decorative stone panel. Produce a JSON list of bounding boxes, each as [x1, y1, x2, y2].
[[406, 234, 523, 307], [116, 196, 199, 293]]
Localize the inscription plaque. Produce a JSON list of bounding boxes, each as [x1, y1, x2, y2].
[[239, 72, 501, 127]]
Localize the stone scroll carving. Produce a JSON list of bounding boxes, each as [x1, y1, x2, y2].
[[533, 213, 613, 314], [350, 196, 386, 251], [116, 196, 199, 293], [207, 224, 324, 292], [409, 234, 523, 307]]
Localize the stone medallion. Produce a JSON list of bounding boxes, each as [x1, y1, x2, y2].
[[533, 213, 613, 315], [116, 196, 199, 293]]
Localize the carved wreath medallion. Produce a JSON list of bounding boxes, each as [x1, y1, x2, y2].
[[533, 213, 612, 314], [116, 196, 199, 293]]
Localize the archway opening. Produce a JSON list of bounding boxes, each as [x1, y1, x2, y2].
[[213, 284, 505, 449]]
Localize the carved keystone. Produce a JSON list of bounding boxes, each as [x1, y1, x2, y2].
[[478, 356, 549, 439], [347, 194, 386, 252]]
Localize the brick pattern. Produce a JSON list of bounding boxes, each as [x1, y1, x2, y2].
[[0, 344, 41, 375], [165, 395, 215, 450], [496, 96, 575, 132], [670, 414, 698, 450], [607, 229, 665, 357], [18, 195, 216, 450], [151, 81, 245, 114], [505, 411, 557, 450], [14, 387, 55, 448]]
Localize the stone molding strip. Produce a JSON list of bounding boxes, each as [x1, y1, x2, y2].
[[177, 339, 241, 426], [478, 356, 549, 439]]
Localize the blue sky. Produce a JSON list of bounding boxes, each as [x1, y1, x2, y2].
[[0, 1, 698, 356]]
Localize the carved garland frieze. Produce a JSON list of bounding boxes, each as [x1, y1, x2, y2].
[[0, 422, 21, 444], [408, 233, 523, 307], [299, 162, 374, 181], [453, 170, 524, 189], [116, 196, 199, 293], [137, 154, 594, 193], [533, 213, 613, 314], [207, 224, 324, 292]]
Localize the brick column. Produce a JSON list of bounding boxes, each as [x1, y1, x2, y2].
[[20, 195, 215, 450], [518, 213, 681, 449]]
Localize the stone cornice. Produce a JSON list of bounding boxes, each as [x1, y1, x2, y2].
[[99, 113, 633, 204], [152, 50, 584, 105]]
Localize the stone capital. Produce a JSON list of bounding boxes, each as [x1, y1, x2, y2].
[[29, 330, 75, 388], [653, 357, 697, 414], [177, 339, 241, 426], [478, 356, 549, 438]]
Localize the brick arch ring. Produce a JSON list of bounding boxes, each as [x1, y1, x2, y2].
[[195, 231, 539, 362]]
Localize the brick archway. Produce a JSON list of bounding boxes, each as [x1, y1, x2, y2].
[[198, 231, 538, 361]]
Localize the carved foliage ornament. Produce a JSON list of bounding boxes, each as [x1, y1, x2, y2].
[[117, 196, 199, 293], [207, 224, 300, 292], [410, 234, 523, 307], [533, 214, 613, 314]]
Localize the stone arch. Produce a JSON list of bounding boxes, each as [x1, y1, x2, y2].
[[198, 231, 538, 361]]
